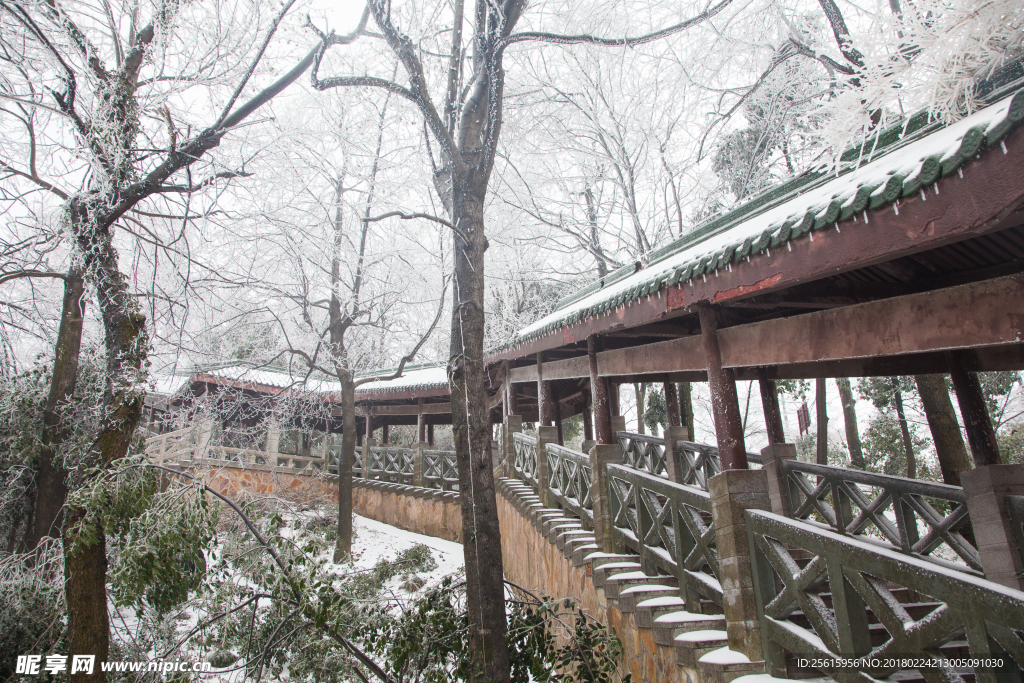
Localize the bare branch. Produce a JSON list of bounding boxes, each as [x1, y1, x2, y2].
[[360, 211, 469, 243], [503, 0, 733, 49]]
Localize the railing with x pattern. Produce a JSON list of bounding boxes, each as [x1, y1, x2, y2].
[[544, 443, 593, 529], [748, 509, 1024, 683], [1007, 494, 1024, 569], [779, 459, 982, 573], [607, 463, 723, 609], [617, 432, 670, 477], [616, 431, 761, 491], [423, 450, 458, 491], [512, 432, 539, 493], [368, 446, 415, 485]]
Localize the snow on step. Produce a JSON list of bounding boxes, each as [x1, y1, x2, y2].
[[619, 584, 678, 596], [655, 610, 725, 625], [636, 596, 686, 608], [699, 646, 753, 665], [604, 571, 653, 581], [676, 629, 727, 644]]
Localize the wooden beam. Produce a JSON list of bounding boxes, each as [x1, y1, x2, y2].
[[504, 274, 1024, 381]]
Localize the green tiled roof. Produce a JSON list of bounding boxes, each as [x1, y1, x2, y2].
[[494, 88, 1024, 353]]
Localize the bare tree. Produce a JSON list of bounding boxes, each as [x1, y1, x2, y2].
[[0, 1, 324, 676], [308, 0, 736, 677]]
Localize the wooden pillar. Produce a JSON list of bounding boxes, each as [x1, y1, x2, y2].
[[427, 422, 434, 447], [609, 380, 620, 417], [664, 380, 681, 427], [588, 335, 613, 445], [417, 399, 426, 443], [536, 352, 551, 426], [756, 368, 785, 445], [699, 304, 748, 470], [583, 402, 594, 442], [382, 423, 389, 445], [948, 352, 1002, 467]]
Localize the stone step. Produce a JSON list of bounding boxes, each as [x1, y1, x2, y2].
[[571, 542, 600, 566], [551, 526, 587, 549], [591, 562, 643, 589], [634, 595, 687, 628], [603, 570, 677, 599], [561, 535, 595, 561], [615, 584, 680, 612], [675, 629, 729, 667], [653, 610, 727, 646], [694, 647, 765, 683]]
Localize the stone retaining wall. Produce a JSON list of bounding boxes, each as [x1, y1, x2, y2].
[[351, 480, 462, 543], [496, 478, 679, 683]]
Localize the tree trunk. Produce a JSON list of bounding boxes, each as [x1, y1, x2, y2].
[[634, 383, 646, 434], [448, 192, 510, 683], [677, 381, 695, 440], [915, 374, 972, 486], [835, 378, 864, 468], [29, 266, 85, 548], [65, 210, 149, 683], [816, 378, 828, 466], [335, 373, 356, 561], [891, 380, 916, 479]]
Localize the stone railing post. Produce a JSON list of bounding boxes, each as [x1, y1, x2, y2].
[[663, 425, 691, 484], [962, 464, 1024, 590], [502, 415, 522, 478], [709, 469, 771, 662], [361, 437, 376, 479], [196, 418, 214, 459], [760, 443, 798, 517], [589, 443, 624, 554], [490, 438, 500, 474], [535, 425, 558, 507], [266, 423, 280, 464], [412, 442, 427, 487]]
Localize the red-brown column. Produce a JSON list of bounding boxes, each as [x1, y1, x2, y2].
[[536, 352, 552, 426], [756, 367, 786, 445], [381, 423, 389, 445], [583, 401, 594, 442], [948, 352, 1002, 466], [427, 422, 434, 447], [664, 380, 681, 427], [588, 335, 613, 444], [699, 304, 749, 470]]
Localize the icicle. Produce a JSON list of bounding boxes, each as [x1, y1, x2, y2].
[[702, 274, 706, 282], [863, 211, 869, 223], [1002, 141, 1008, 154], [893, 202, 899, 216], [787, 242, 792, 251], [934, 183, 939, 195], [714, 269, 718, 277], [958, 167, 963, 178], [727, 263, 732, 272], [835, 224, 841, 233], [766, 248, 771, 257], [920, 189, 927, 201], [809, 232, 814, 241], [746, 256, 750, 263]]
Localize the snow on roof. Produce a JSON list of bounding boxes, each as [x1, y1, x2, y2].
[[501, 88, 1024, 350], [174, 361, 449, 398], [354, 364, 449, 394]]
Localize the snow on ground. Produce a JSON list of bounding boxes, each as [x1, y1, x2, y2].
[[347, 513, 464, 585]]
